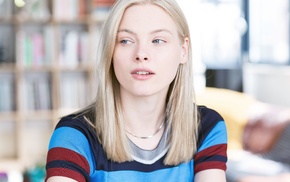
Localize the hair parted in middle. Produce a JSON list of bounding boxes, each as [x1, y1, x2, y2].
[[79, 0, 199, 165]]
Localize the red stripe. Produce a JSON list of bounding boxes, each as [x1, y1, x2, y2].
[[194, 144, 227, 173], [47, 147, 90, 174], [194, 144, 227, 161], [45, 168, 85, 182], [195, 161, 227, 173]]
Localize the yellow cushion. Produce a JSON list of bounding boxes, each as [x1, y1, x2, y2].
[[196, 87, 256, 150]]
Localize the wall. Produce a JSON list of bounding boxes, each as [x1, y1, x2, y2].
[[243, 63, 290, 107]]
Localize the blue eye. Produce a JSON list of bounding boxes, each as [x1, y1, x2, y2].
[[120, 39, 133, 44], [152, 39, 165, 44]]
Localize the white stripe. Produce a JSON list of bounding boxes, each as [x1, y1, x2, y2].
[[131, 146, 170, 165]]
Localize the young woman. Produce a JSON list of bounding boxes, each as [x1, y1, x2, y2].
[[45, 0, 227, 181]]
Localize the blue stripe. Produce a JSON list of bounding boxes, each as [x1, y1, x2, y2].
[[198, 121, 227, 152], [48, 127, 95, 175], [91, 160, 194, 182]]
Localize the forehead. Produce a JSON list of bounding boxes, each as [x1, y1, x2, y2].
[[118, 4, 177, 33]]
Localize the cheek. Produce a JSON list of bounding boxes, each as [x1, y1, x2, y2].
[[112, 60, 122, 77], [112, 55, 128, 84], [162, 53, 182, 78], [113, 47, 132, 66], [112, 63, 123, 86], [158, 57, 180, 80], [112, 49, 123, 70], [159, 50, 182, 67]]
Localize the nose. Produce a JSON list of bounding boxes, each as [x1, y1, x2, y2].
[[135, 56, 148, 61], [135, 44, 149, 61]]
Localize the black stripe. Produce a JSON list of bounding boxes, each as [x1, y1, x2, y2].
[[55, 115, 176, 172], [197, 106, 225, 149], [55, 115, 101, 167], [195, 155, 227, 165], [46, 160, 90, 181], [99, 155, 175, 172], [52, 109, 226, 172]]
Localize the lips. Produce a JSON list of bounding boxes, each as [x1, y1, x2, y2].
[[131, 69, 155, 75], [131, 68, 155, 80], [134, 71, 152, 75]]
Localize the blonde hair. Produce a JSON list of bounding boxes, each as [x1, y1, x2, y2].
[[78, 0, 199, 165]]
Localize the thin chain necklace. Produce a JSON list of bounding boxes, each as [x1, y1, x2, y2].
[[125, 121, 165, 139]]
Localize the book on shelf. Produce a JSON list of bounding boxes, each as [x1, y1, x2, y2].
[[60, 72, 88, 111], [92, 0, 116, 7], [0, 25, 15, 64], [91, 0, 115, 20], [43, 26, 55, 65], [0, 172, 8, 182], [15, 0, 50, 20], [0, 74, 14, 112], [53, 0, 87, 20], [0, 0, 13, 19], [58, 29, 90, 67], [24, 73, 51, 111], [16, 26, 54, 68]]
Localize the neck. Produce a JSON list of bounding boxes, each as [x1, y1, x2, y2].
[[125, 120, 165, 139], [121, 93, 167, 137]]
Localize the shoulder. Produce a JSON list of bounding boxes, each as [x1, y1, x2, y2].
[[197, 106, 227, 149], [50, 114, 90, 144], [50, 114, 99, 149], [46, 115, 98, 180], [194, 106, 228, 173], [47, 114, 99, 175], [55, 114, 93, 132], [198, 105, 224, 125]]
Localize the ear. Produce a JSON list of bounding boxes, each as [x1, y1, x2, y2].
[[180, 37, 189, 64]]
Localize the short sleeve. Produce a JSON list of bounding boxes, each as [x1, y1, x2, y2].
[[194, 107, 228, 173], [45, 117, 95, 182]]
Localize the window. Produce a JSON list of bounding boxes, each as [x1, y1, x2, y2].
[[249, 0, 290, 65], [199, 0, 247, 69]]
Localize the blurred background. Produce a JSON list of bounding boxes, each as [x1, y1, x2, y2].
[[0, 0, 289, 181]]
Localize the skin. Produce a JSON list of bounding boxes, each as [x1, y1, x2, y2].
[[195, 169, 227, 182], [47, 3, 226, 182], [113, 4, 187, 150]]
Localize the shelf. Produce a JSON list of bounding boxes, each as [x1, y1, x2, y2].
[[0, 112, 17, 121], [0, 18, 14, 24], [0, 159, 24, 172], [0, 0, 115, 173], [0, 120, 17, 160], [22, 111, 55, 120], [0, 64, 16, 72]]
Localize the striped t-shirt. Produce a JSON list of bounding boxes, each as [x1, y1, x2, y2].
[[45, 106, 227, 181]]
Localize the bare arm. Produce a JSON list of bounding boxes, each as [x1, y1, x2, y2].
[[195, 169, 226, 182], [46, 176, 78, 182]]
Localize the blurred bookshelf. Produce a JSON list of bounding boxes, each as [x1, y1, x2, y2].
[[0, 0, 115, 174]]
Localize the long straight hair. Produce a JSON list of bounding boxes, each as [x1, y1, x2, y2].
[[77, 0, 199, 165]]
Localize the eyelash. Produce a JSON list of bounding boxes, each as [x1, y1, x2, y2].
[[120, 39, 133, 44], [152, 39, 166, 44], [118, 38, 166, 45]]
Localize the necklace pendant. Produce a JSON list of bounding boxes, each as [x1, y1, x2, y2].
[[125, 121, 165, 139]]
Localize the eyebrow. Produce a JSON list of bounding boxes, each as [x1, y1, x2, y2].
[[150, 29, 173, 35], [117, 29, 136, 35], [117, 28, 173, 35]]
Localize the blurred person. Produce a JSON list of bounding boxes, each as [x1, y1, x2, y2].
[[45, 0, 227, 181], [227, 103, 290, 182]]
